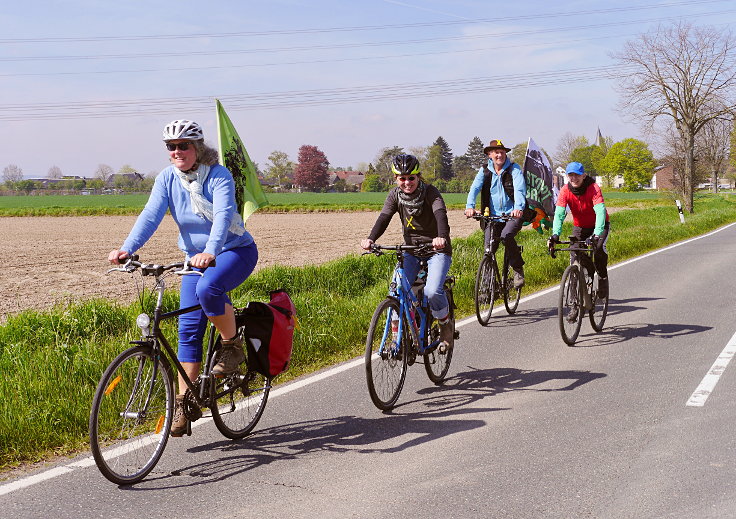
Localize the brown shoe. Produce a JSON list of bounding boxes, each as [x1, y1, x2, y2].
[[170, 394, 189, 437], [212, 336, 246, 376], [438, 317, 454, 353], [513, 267, 525, 288]]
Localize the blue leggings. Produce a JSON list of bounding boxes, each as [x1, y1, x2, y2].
[[178, 242, 258, 363]]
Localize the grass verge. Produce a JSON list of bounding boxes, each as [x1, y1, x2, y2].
[[1, 195, 734, 473]]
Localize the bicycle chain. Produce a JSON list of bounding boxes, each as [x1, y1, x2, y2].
[[182, 387, 203, 422]]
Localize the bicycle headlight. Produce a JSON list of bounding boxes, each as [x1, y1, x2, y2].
[[136, 313, 151, 336]]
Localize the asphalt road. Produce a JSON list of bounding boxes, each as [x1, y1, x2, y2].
[[2, 222, 736, 519]]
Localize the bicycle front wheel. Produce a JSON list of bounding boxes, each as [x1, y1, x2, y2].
[[90, 346, 174, 485], [365, 298, 408, 410], [589, 275, 609, 332], [558, 265, 584, 346], [474, 254, 496, 326], [424, 286, 454, 384], [503, 252, 521, 314]]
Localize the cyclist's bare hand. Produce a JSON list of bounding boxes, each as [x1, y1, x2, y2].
[[108, 249, 129, 265], [433, 237, 447, 250], [190, 252, 215, 269], [361, 238, 374, 250], [464, 208, 477, 218], [510, 209, 523, 218]]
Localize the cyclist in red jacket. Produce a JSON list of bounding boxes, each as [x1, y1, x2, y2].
[[548, 162, 610, 298]]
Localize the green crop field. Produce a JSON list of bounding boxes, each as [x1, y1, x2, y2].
[[0, 190, 670, 216]]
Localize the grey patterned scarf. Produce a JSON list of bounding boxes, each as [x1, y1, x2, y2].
[[397, 180, 427, 217]]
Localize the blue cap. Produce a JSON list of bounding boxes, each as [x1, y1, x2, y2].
[[565, 162, 585, 175]]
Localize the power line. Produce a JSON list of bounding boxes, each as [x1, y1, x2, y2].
[[0, 65, 633, 121], [0, 0, 729, 44], [3, 9, 735, 63]]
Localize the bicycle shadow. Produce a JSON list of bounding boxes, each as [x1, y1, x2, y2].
[[477, 306, 557, 329], [569, 321, 712, 348], [604, 297, 664, 318], [127, 366, 604, 490], [131, 404, 493, 489]]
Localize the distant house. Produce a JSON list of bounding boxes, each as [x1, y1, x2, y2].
[[329, 170, 365, 191], [651, 165, 677, 191]]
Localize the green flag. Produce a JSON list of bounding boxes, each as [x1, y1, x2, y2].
[[216, 99, 268, 223]]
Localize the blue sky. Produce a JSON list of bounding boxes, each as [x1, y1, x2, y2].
[[3, 0, 736, 178]]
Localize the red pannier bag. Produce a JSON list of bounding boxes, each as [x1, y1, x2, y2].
[[236, 290, 297, 378]]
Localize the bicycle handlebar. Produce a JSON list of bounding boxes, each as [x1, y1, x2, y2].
[[547, 237, 595, 259], [107, 255, 216, 277], [471, 212, 512, 223], [362, 243, 435, 257]]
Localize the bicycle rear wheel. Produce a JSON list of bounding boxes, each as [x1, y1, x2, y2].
[[558, 265, 584, 346], [589, 274, 609, 332], [90, 346, 174, 485], [365, 298, 408, 410], [424, 285, 454, 384], [474, 254, 496, 326], [503, 251, 521, 314], [209, 336, 271, 439]]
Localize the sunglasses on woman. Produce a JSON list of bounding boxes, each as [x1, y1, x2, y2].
[[396, 175, 417, 182], [165, 142, 192, 151]]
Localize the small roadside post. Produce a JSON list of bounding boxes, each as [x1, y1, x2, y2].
[[675, 199, 685, 224]]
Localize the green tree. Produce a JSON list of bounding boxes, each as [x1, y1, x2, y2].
[[374, 146, 404, 182], [361, 173, 385, 192], [509, 142, 527, 166], [423, 144, 442, 183], [265, 150, 294, 189], [598, 138, 656, 191], [432, 136, 453, 180], [16, 179, 35, 194], [569, 145, 599, 176], [465, 136, 486, 170], [452, 154, 475, 180]]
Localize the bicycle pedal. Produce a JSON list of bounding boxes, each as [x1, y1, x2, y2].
[[454, 331, 460, 339]]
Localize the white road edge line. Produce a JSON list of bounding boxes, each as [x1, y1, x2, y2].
[[2, 221, 734, 496], [686, 330, 736, 407]]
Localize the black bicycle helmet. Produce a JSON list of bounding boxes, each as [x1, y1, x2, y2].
[[391, 154, 420, 176]]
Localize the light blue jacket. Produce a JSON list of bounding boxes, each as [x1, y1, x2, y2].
[[465, 158, 526, 216], [122, 164, 253, 258]]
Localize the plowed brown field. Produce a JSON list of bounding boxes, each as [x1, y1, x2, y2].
[[2, 211, 481, 318]]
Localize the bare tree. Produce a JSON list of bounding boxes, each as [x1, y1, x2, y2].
[[95, 163, 114, 184], [612, 22, 736, 212], [554, 133, 589, 167], [47, 165, 63, 179], [698, 113, 732, 193], [3, 164, 23, 183]]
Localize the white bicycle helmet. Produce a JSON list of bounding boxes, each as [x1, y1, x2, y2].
[[162, 119, 204, 141]]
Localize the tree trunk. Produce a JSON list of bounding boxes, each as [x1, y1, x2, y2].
[[684, 131, 696, 213]]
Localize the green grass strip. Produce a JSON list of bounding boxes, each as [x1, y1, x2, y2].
[[1, 195, 734, 471]]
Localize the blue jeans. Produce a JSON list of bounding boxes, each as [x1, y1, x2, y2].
[[178, 242, 258, 363], [403, 252, 452, 319]]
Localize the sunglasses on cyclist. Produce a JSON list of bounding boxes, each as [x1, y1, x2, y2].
[[396, 175, 417, 182], [165, 142, 192, 151]]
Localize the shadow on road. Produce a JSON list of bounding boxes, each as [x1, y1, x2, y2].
[[124, 365, 604, 490], [571, 321, 712, 348]]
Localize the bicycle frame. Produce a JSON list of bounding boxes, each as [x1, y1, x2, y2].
[[386, 257, 439, 356], [553, 240, 595, 310], [125, 263, 220, 411]]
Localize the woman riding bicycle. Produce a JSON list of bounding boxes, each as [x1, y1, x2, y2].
[[548, 161, 610, 298], [360, 154, 454, 349], [107, 119, 259, 437]]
